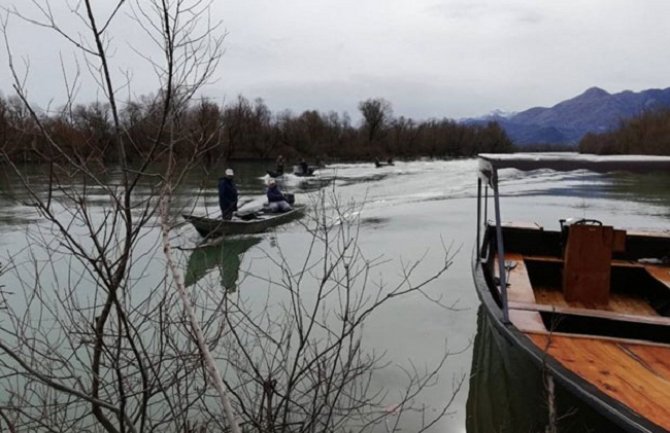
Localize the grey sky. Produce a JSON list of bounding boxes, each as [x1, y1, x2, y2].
[[2, 0, 670, 120]]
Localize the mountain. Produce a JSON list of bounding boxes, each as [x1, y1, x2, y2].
[[470, 87, 670, 146]]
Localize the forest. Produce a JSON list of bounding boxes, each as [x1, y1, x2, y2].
[[579, 108, 670, 155], [0, 93, 514, 164]]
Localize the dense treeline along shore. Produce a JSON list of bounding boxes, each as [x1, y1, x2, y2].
[[0, 93, 513, 164], [579, 108, 670, 155]]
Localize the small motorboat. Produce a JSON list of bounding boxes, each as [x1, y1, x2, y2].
[[292, 165, 316, 177], [183, 205, 304, 238], [374, 160, 394, 168]]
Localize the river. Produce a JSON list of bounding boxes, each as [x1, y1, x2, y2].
[[0, 158, 668, 432]]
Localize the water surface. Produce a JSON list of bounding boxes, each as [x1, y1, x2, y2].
[[0, 159, 668, 432]]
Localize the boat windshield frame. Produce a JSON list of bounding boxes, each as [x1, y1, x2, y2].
[[475, 152, 670, 324]]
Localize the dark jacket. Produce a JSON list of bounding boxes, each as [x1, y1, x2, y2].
[[218, 177, 238, 214], [266, 184, 286, 203]]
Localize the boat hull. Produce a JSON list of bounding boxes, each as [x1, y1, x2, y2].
[[471, 242, 668, 433], [374, 162, 394, 168], [467, 302, 633, 433], [183, 206, 304, 238]]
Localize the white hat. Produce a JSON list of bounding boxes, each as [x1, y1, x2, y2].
[[268, 178, 276, 185], [225, 168, 234, 176]]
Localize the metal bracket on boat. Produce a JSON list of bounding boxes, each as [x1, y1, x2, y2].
[[493, 277, 510, 288], [476, 164, 510, 324]]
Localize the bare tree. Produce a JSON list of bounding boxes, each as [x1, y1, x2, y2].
[[0, 2, 463, 433], [358, 98, 393, 145], [164, 191, 465, 432], [0, 0, 232, 431]]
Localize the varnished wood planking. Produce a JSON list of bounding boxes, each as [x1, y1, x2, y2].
[[495, 253, 537, 303], [509, 301, 670, 327], [627, 345, 670, 381], [527, 333, 670, 430], [499, 249, 670, 428], [562, 224, 616, 304], [495, 253, 547, 331], [646, 265, 670, 289], [533, 287, 659, 316]]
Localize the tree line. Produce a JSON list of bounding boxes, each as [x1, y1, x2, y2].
[[579, 108, 670, 155], [0, 92, 514, 164], [0, 1, 466, 432]]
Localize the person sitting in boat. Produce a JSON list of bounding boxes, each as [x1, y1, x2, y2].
[[266, 178, 292, 213], [374, 157, 381, 168], [298, 158, 309, 175], [275, 155, 285, 175], [218, 168, 238, 220]]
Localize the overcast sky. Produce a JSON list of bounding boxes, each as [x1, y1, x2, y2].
[[2, 0, 670, 121]]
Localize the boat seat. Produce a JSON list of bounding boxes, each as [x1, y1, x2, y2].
[[562, 224, 626, 306], [509, 301, 669, 327]]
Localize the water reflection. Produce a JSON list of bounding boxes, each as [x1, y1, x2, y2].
[[183, 236, 261, 292]]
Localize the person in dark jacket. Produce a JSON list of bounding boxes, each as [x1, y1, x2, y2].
[[218, 168, 238, 220], [266, 178, 292, 213], [298, 158, 309, 175], [275, 155, 285, 175]]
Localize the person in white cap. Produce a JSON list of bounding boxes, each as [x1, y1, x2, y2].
[[218, 168, 238, 220], [266, 178, 292, 213]]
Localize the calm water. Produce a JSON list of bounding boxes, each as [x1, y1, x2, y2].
[[0, 159, 668, 432]]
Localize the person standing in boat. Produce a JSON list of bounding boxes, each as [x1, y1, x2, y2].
[[266, 178, 292, 213], [275, 155, 285, 175], [218, 168, 238, 220], [298, 158, 309, 175]]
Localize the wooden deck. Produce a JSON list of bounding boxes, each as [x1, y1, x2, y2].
[[494, 251, 670, 430], [533, 287, 660, 316], [527, 333, 670, 431]]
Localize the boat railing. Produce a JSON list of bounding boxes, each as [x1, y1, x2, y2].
[[476, 168, 510, 323]]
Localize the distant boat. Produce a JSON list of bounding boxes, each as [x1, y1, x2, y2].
[[374, 160, 394, 168], [266, 169, 284, 178], [292, 165, 316, 177], [183, 206, 304, 238], [472, 153, 670, 433]]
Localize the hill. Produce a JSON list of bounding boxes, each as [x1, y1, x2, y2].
[[469, 87, 670, 146]]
